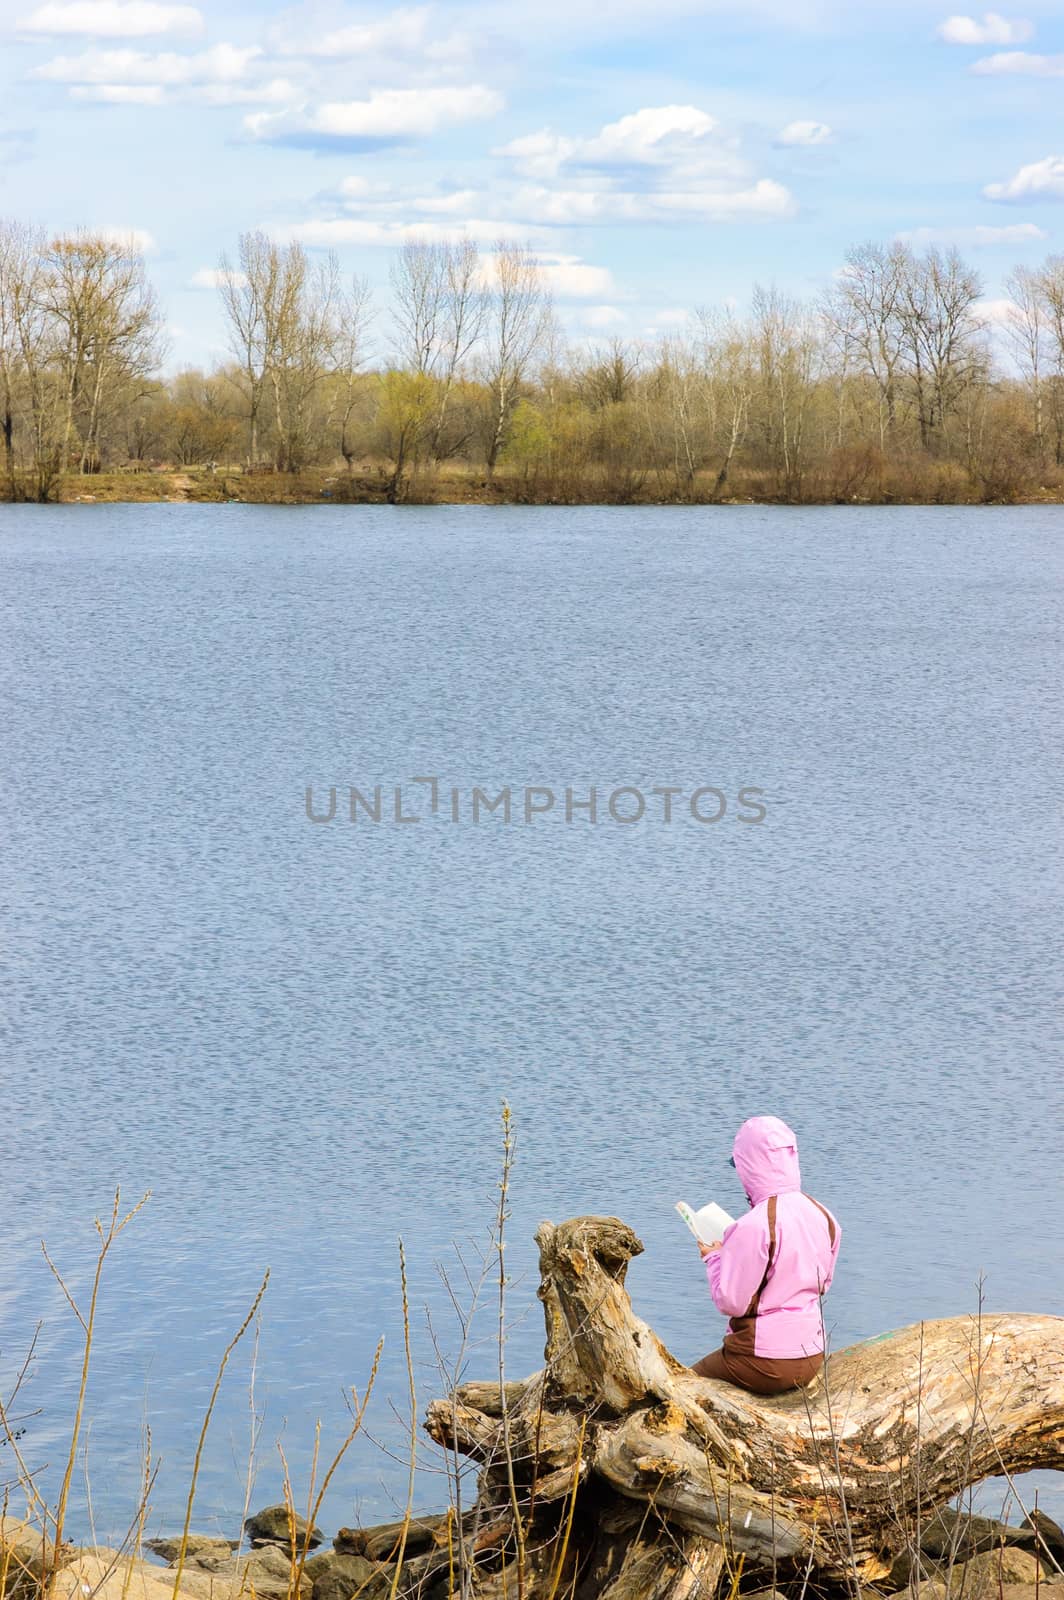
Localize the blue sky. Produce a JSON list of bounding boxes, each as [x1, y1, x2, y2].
[[1, 0, 1062, 370]]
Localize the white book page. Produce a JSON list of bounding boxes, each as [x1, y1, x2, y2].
[[676, 1199, 735, 1242]]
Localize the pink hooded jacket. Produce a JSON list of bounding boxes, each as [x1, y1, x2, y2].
[[704, 1116, 840, 1360]]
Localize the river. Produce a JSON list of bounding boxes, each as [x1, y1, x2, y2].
[[1, 502, 1061, 1540]]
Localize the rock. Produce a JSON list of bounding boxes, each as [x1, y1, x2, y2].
[[1024, 1510, 1064, 1563], [171, 1543, 312, 1599], [334, 1516, 444, 1563], [48, 1549, 203, 1600], [0, 1517, 69, 1598], [910, 1548, 1062, 1599], [920, 1510, 1038, 1561], [145, 1538, 236, 1563], [244, 1506, 322, 1550], [303, 1553, 336, 1583], [914, 1587, 1064, 1600], [888, 1549, 944, 1591], [889, 1511, 1051, 1591], [957, 1550, 1054, 1590], [310, 1552, 385, 1600]]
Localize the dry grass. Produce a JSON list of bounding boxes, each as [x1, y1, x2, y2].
[[3, 455, 1061, 507]]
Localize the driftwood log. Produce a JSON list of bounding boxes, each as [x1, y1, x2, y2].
[[420, 1215, 1064, 1598]]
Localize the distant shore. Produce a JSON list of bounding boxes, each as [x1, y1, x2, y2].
[[4, 464, 1064, 509]]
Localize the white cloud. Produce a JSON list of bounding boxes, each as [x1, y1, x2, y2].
[[336, 176, 379, 200], [531, 253, 616, 298], [581, 105, 721, 164], [306, 166, 795, 247], [656, 307, 689, 325], [265, 3, 474, 75], [975, 296, 1019, 325], [508, 186, 606, 224], [494, 104, 793, 224], [496, 105, 739, 180], [936, 12, 1033, 44], [17, 0, 204, 37], [279, 217, 548, 248], [408, 189, 480, 214], [96, 224, 156, 251], [478, 0, 818, 44], [492, 130, 578, 180], [196, 78, 296, 106], [33, 42, 261, 84], [894, 222, 1048, 245], [502, 180, 794, 224], [285, 6, 429, 56], [984, 155, 1064, 202], [774, 120, 832, 147], [70, 80, 163, 99], [288, 100, 793, 262], [582, 305, 627, 328], [246, 84, 504, 143], [189, 267, 248, 289], [473, 249, 616, 299], [972, 49, 1064, 74], [68, 73, 294, 106], [31, 41, 297, 104], [647, 181, 795, 218]]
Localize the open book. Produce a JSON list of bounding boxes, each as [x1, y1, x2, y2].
[[676, 1199, 735, 1245]]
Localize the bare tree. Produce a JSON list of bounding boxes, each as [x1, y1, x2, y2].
[[750, 284, 821, 494], [895, 245, 985, 450], [577, 337, 640, 411], [334, 273, 373, 473], [37, 230, 162, 474], [270, 247, 343, 472], [695, 309, 754, 499], [825, 242, 909, 447], [389, 240, 485, 462], [390, 240, 447, 379], [218, 231, 277, 467], [384, 241, 445, 484], [0, 219, 43, 495], [431, 239, 484, 460], [218, 233, 345, 472], [481, 242, 552, 477], [642, 336, 708, 494], [1034, 255, 1064, 463], [1005, 265, 1047, 461]]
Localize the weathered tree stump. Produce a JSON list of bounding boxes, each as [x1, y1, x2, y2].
[[423, 1215, 1064, 1597]]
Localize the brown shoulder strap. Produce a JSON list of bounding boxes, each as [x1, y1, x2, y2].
[[806, 1195, 837, 1248], [742, 1195, 777, 1318]]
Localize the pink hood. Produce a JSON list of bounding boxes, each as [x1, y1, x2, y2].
[[732, 1115, 802, 1204]]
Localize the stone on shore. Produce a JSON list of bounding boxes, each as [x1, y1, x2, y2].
[[47, 1549, 202, 1600], [1025, 1510, 1064, 1563], [304, 1550, 385, 1600], [333, 1515, 445, 1562], [244, 1507, 322, 1550], [172, 1542, 313, 1598], [918, 1509, 1040, 1561], [0, 1518, 68, 1599], [145, 1537, 236, 1563], [910, 1548, 1064, 1600]]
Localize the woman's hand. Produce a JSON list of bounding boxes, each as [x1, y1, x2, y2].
[[698, 1239, 722, 1259]]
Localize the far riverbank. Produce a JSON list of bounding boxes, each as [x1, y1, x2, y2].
[[5, 461, 1064, 507]]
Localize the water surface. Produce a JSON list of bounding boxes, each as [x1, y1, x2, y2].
[[1, 503, 1061, 1539]]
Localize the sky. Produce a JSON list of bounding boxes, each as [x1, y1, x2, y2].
[[0, 0, 1062, 370]]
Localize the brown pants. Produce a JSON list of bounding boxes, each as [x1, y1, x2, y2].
[[692, 1344, 823, 1396]]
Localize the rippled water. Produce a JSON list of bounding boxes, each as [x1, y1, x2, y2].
[[1, 502, 1062, 1542]]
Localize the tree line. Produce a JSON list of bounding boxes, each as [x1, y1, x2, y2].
[[2, 218, 1064, 504]]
